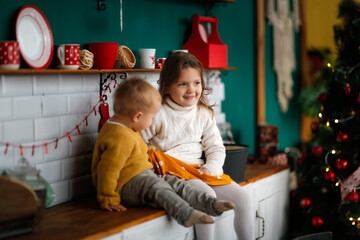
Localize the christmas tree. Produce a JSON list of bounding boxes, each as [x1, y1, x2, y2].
[[291, 0, 360, 239]]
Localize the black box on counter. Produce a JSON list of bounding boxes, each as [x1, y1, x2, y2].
[[223, 144, 249, 183]]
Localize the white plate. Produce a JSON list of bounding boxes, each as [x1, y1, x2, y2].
[[16, 5, 53, 69]]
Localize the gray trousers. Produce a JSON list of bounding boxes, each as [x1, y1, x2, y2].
[[120, 169, 219, 225]]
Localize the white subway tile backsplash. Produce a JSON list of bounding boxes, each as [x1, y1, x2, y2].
[[44, 137, 69, 161], [60, 74, 83, 93], [49, 180, 70, 206], [83, 74, 100, 92], [60, 114, 85, 136], [69, 134, 93, 156], [82, 112, 100, 134], [1, 70, 226, 207], [34, 74, 60, 95], [0, 146, 15, 171], [215, 113, 226, 124], [90, 92, 100, 108], [0, 75, 3, 97], [0, 97, 12, 120], [3, 75, 33, 96], [62, 154, 91, 180], [70, 175, 95, 200], [14, 96, 42, 119], [68, 93, 91, 114], [37, 160, 61, 183], [42, 94, 68, 116], [13, 142, 45, 164], [3, 119, 33, 144], [34, 117, 60, 141]]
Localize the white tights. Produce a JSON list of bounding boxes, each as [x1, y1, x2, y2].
[[187, 179, 254, 240]]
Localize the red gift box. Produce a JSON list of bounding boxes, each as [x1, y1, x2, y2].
[[182, 14, 228, 68]]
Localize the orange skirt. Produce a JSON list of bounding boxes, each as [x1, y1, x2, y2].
[[147, 149, 234, 185]]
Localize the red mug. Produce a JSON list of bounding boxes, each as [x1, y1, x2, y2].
[[89, 42, 119, 69], [156, 58, 166, 69], [0, 41, 20, 69], [57, 44, 80, 69]]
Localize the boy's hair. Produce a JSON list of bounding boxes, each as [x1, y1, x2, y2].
[[158, 52, 213, 114], [113, 78, 161, 115]]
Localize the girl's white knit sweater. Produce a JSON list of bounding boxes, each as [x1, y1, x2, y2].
[[141, 97, 225, 176]]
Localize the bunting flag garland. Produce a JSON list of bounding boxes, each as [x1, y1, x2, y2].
[[0, 78, 120, 157]]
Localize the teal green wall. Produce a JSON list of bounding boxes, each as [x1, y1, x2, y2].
[[0, 0, 300, 155]]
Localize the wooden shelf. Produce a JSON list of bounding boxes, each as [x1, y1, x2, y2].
[[0, 69, 159, 75], [0, 67, 237, 75]]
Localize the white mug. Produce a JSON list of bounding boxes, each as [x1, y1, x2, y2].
[[139, 48, 156, 69]]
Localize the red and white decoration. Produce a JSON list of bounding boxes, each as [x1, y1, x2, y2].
[[0, 41, 20, 69]]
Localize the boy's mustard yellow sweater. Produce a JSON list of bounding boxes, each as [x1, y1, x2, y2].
[[92, 121, 153, 209]]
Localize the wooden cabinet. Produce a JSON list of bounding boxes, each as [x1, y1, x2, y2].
[[251, 168, 290, 240]]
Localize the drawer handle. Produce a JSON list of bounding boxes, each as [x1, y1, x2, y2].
[[256, 211, 265, 239]]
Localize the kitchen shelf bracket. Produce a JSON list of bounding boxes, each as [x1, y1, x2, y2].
[[99, 72, 128, 101]]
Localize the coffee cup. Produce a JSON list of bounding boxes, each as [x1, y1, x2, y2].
[[0, 41, 20, 69], [139, 48, 156, 69], [156, 58, 166, 69], [56, 44, 80, 69], [89, 42, 118, 69]]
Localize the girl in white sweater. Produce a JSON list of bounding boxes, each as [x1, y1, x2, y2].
[[141, 52, 254, 240]]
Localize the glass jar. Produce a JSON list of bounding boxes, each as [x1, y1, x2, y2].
[[7, 158, 46, 223]]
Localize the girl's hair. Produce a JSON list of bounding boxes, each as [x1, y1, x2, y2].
[[113, 77, 161, 116], [158, 52, 213, 115]]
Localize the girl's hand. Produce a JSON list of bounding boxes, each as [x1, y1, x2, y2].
[[106, 204, 127, 212], [199, 167, 210, 175]]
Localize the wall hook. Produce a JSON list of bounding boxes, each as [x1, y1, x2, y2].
[[98, 0, 106, 11]]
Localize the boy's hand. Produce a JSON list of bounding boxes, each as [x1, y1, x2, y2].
[[106, 204, 127, 212], [199, 167, 210, 175]]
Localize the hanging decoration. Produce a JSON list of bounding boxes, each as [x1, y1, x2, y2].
[[341, 166, 360, 201], [0, 75, 121, 157], [120, 0, 123, 32], [266, 0, 301, 113]]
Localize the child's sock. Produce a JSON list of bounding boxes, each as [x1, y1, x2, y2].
[[213, 200, 235, 215], [183, 209, 214, 227]]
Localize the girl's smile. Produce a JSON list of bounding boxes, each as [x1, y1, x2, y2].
[[166, 67, 202, 107]]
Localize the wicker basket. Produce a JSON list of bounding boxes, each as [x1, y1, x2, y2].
[[114, 46, 136, 69]]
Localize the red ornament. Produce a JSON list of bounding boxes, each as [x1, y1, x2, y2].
[[337, 131, 348, 142], [311, 120, 320, 132], [336, 159, 348, 170], [324, 171, 335, 181], [312, 217, 324, 227], [345, 83, 351, 94], [300, 197, 311, 208], [318, 92, 328, 104], [297, 157, 303, 167], [357, 93, 360, 104], [298, 178, 303, 185], [346, 192, 359, 202], [312, 145, 323, 156]]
